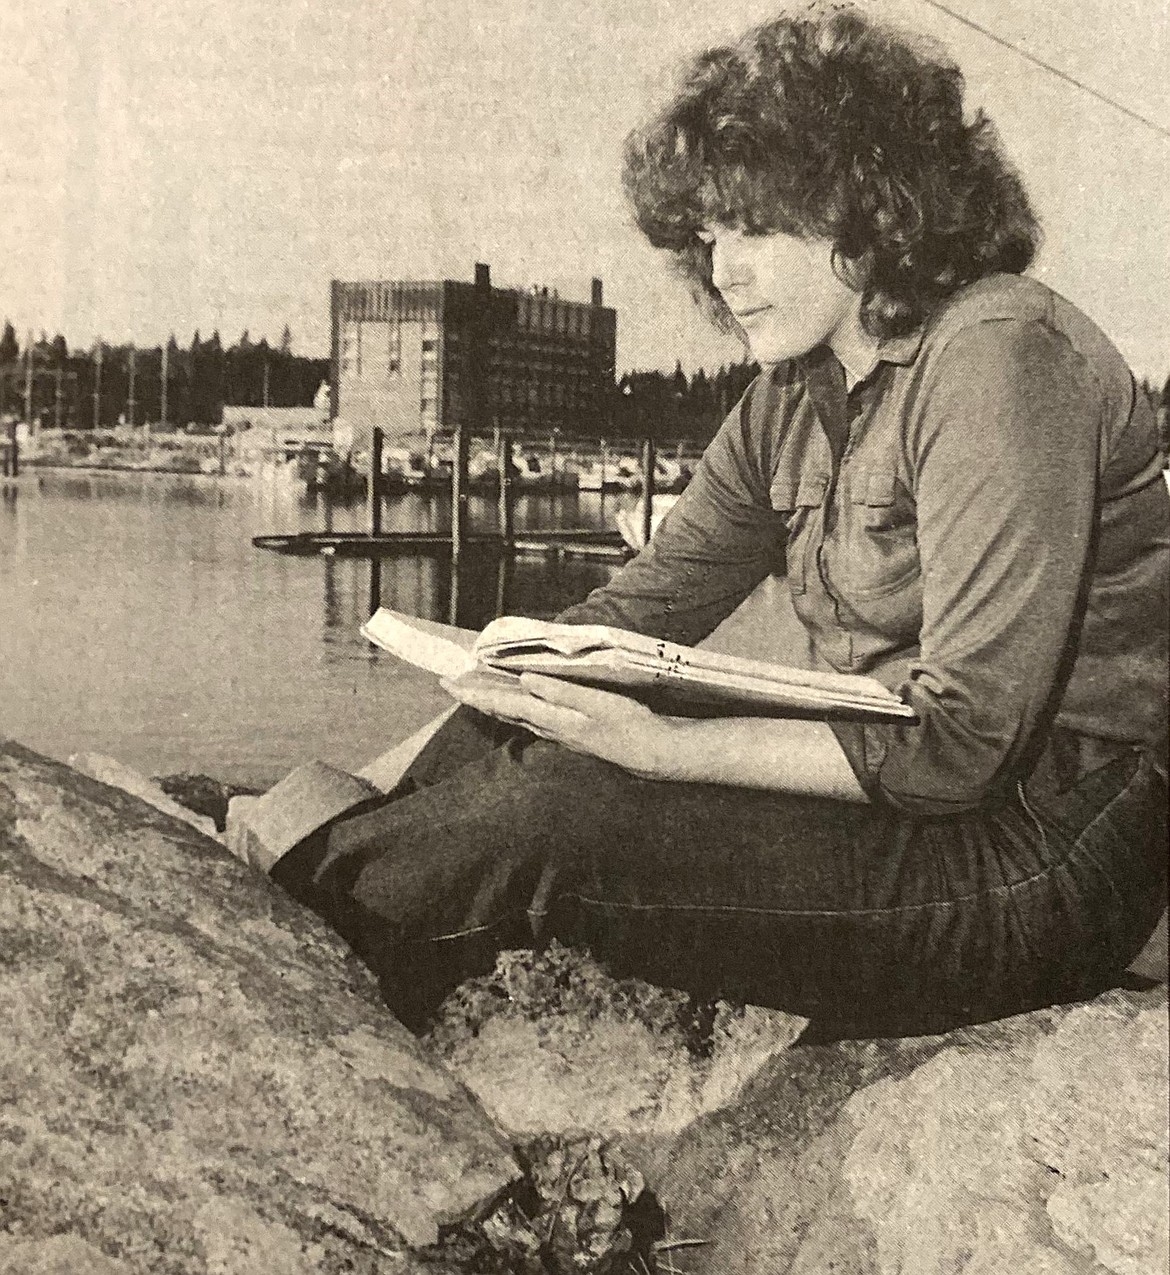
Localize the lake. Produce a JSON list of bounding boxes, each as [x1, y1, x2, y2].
[[0, 467, 622, 788]]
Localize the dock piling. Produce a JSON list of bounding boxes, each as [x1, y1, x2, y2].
[[368, 427, 384, 612], [449, 424, 471, 624], [640, 436, 656, 547], [497, 431, 514, 547], [3, 421, 18, 478]]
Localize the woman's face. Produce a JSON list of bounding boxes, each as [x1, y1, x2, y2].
[[699, 226, 862, 366]]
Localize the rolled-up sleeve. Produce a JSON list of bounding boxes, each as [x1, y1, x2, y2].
[[830, 318, 1103, 814], [556, 375, 789, 643]]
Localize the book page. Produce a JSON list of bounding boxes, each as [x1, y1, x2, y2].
[[361, 609, 478, 680], [475, 616, 906, 709]]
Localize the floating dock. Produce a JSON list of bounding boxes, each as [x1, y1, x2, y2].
[[252, 528, 631, 562]]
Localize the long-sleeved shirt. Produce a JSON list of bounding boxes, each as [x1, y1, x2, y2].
[[557, 274, 1170, 815]]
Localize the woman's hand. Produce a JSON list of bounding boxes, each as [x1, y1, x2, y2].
[[442, 670, 868, 800], [441, 670, 681, 780]]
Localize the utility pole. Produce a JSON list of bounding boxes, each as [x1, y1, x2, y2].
[[159, 341, 168, 432], [127, 344, 137, 430], [24, 329, 33, 431], [92, 340, 103, 431]]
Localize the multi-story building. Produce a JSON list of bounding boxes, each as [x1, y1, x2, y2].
[[330, 264, 616, 458]]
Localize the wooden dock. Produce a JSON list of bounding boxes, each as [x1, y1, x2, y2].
[[254, 424, 649, 621], [252, 528, 631, 562]]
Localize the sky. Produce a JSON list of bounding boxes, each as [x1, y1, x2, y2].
[[2, 0, 1168, 378]]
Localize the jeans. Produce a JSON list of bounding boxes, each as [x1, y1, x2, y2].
[[271, 708, 1168, 1035]]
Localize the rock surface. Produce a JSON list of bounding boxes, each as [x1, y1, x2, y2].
[[431, 950, 1168, 1275], [7, 742, 1165, 1274], [69, 751, 221, 840], [0, 740, 516, 1271], [426, 943, 808, 1138], [153, 772, 263, 834], [649, 987, 1168, 1274]]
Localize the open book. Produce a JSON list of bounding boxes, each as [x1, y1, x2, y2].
[[361, 608, 915, 722]]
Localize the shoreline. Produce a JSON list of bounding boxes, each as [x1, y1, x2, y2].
[[17, 458, 270, 479]]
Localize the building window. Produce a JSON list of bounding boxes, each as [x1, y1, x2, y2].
[[388, 322, 401, 375], [342, 321, 362, 377]]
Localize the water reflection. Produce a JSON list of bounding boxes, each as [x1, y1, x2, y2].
[[357, 540, 612, 633], [312, 486, 619, 632], [0, 468, 624, 784]]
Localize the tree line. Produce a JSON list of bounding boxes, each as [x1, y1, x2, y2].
[[0, 323, 329, 431], [1, 318, 1166, 450]]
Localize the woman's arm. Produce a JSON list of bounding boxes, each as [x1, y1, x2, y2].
[[555, 371, 791, 643], [444, 670, 868, 802], [829, 318, 1104, 813]]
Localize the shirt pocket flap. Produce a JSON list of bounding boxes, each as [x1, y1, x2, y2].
[[850, 468, 897, 507], [770, 473, 828, 511]]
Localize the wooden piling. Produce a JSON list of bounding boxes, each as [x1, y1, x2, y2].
[[449, 424, 470, 624], [640, 435, 656, 548], [494, 541, 513, 617], [368, 427, 384, 613], [497, 431, 514, 546]]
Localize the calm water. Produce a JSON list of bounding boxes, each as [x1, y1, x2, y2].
[[0, 468, 621, 788]]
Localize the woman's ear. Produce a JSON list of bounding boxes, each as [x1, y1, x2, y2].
[[830, 245, 871, 293]]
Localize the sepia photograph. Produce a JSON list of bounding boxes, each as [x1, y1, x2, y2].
[[2, 1, 1167, 1271]]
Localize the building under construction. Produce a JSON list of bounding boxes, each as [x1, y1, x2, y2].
[[330, 264, 616, 456]]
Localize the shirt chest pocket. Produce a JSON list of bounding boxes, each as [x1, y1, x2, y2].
[[830, 465, 920, 598], [769, 474, 828, 596]]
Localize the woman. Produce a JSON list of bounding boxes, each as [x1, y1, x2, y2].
[[266, 4, 1168, 1036]]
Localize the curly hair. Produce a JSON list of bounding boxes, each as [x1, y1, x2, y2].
[[623, 2, 1041, 340]]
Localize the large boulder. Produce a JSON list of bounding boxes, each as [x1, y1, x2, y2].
[[430, 950, 1168, 1274], [646, 987, 1168, 1273], [10, 739, 1164, 1275], [0, 740, 516, 1272]]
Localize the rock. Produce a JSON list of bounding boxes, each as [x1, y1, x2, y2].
[[426, 942, 807, 1138], [0, 739, 516, 1270], [648, 988, 1168, 1274], [69, 750, 221, 840], [430, 947, 1167, 1275], [153, 772, 263, 833]]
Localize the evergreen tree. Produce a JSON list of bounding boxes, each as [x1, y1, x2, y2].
[[205, 330, 225, 425], [0, 322, 18, 413], [0, 321, 18, 366], [165, 334, 190, 427]]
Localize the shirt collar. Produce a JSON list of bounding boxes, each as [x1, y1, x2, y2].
[[796, 321, 927, 393], [876, 323, 927, 367]]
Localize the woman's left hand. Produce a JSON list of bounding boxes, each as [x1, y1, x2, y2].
[[441, 670, 680, 780]]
